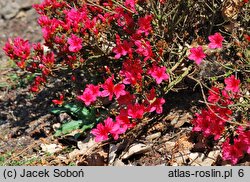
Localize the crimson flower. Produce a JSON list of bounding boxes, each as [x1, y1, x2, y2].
[[208, 32, 224, 49], [188, 46, 206, 65], [244, 34, 250, 42], [222, 138, 245, 165], [52, 94, 64, 105], [208, 87, 221, 103], [192, 108, 228, 140], [42, 52, 55, 67], [113, 35, 133, 59], [3, 37, 30, 61], [117, 92, 135, 106], [224, 75, 240, 93], [148, 66, 169, 84], [67, 34, 83, 52], [128, 103, 145, 119], [137, 15, 153, 36], [120, 59, 143, 85]]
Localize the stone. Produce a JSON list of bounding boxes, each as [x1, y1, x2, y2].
[[1, 1, 20, 20], [15, 0, 41, 9]]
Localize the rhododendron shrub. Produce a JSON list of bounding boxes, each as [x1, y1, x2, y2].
[[3, 0, 250, 165], [3, 0, 173, 142]]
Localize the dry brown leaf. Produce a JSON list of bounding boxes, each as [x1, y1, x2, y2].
[[174, 113, 192, 128], [189, 150, 220, 166], [146, 132, 161, 141], [77, 152, 107, 166], [108, 144, 118, 165], [69, 135, 96, 160], [121, 143, 151, 160], [40, 143, 63, 154]]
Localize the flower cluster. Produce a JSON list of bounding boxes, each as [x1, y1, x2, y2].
[[192, 75, 250, 164], [222, 127, 250, 165]]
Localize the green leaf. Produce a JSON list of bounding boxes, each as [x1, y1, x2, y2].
[[54, 120, 83, 136], [50, 107, 68, 115], [81, 123, 95, 132], [64, 103, 81, 114], [81, 107, 90, 116]]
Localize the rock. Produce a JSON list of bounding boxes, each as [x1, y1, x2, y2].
[[0, 1, 7, 10], [15, 0, 40, 9], [1, 1, 20, 20], [174, 113, 192, 128]]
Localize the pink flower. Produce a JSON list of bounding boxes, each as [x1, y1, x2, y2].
[[128, 103, 145, 119], [66, 8, 87, 23], [192, 108, 228, 140], [101, 77, 126, 100], [134, 40, 153, 60], [149, 98, 165, 114], [208, 87, 221, 103], [114, 84, 126, 99], [145, 88, 165, 114], [117, 92, 135, 106], [91, 122, 109, 142], [113, 35, 133, 59], [86, 84, 100, 97], [120, 59, 143, 86], [3, 37, 31, 61], [148, 66, 169, 84], [208, 33, 224, 49], [125, 0, 136, 12], [102, 117, 122, 140], [222, 138, 245, 165], [116, 109, 135, 133], [188, 46, 206, 65], [136, 15, 153, 36], [67, 34, 83, 52], [78, 88, 97, 106], [224, 75, 240, 93], [91, 117, 124, 142]]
